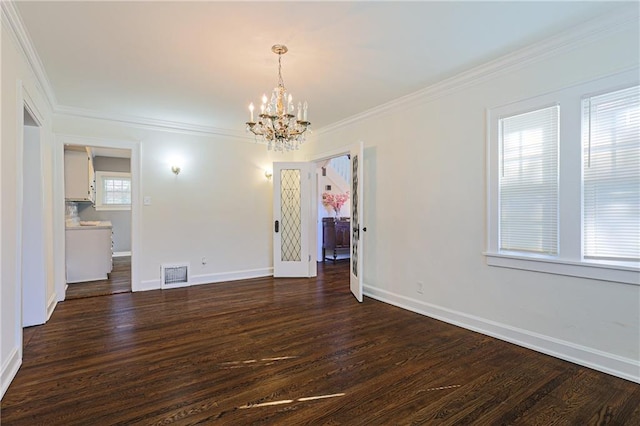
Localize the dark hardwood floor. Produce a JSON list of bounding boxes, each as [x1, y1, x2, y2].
[[3, 262, 639, 425], [65, 256, 131, 300]]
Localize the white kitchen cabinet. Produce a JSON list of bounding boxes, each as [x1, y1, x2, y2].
[[65, 222, 113, 283], [64, 148, 95, 202]]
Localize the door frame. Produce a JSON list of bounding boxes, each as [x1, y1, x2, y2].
[[15, 82, 47, 339], [53, 134, 141, 301], [309, 142, 363, 272]]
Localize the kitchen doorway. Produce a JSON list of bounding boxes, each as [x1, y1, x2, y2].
[[63, 145, 132, 299], [56, 137, 140, 301]]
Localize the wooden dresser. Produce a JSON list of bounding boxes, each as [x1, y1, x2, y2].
[[322, 218, 350, 262]]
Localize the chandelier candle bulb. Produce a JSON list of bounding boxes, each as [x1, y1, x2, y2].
[[303, 101, 308, 121], [249, 103, 254, 122], [297, 102, 302, 120]]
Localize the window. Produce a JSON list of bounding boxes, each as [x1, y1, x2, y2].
[[487, 70, 639, 285], [500, 106, 559, 255], [582, 86, 639, 262], [95, 171, 131, 211]]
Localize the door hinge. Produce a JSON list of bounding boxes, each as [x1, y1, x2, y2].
[[308, 255, 311, 262]]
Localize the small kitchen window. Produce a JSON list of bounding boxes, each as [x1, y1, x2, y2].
[[95, 171, 131, 211]]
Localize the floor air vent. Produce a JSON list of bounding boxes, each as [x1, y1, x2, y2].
[[161, 263, 190, 289]]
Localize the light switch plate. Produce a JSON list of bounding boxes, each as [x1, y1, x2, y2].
[[143, 196, 152, 205]]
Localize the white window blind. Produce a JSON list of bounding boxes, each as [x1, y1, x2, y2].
[[499, 106, 559, 255], [583, 86, 640, 261]]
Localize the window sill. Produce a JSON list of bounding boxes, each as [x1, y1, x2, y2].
[[94, 205, 131, 212], [484, 252, 639, 286]]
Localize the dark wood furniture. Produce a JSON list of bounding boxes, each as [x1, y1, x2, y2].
[[322, 217, 350, 262]]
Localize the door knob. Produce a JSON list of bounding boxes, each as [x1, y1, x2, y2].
[[363, 227, 367, 232]]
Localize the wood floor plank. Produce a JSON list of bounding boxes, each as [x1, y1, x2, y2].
[[65, 255, 131, 300], [3, 261, 639, 425]]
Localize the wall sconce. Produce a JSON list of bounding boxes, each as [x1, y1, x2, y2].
[[264, 170, 273, 180], [171, 165, 181, 175]]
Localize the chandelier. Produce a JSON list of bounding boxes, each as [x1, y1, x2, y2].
[[246, 45, 310, 152]]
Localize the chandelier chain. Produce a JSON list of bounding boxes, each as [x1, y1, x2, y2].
[[278, 53, 284, 88]]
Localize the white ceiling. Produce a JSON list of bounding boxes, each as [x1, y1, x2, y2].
[[15, 1, 629, 133]]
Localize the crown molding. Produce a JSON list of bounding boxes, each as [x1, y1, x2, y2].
[[54, 105, 251, 140], [4, 1, 637, 140], [1, 0, 252, 140], [316, 5, 640, 136], [1, 0, 57, 110]]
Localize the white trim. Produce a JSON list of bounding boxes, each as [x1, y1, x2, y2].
[[113, 251, 132, 257], [363, 284, 640, 384], [190, 267, 274, 286], [485, 252, 639, 286], [54, 105, 252, 140], [0, 346, 22, 399], [1, 1, 57, 110], [15, 80, 25, 372], [4, 2, 636, 142], [138, 279, 161, 292], [308, 145, 351, 162], [137, 267, 274, 292], [485, 70, 640, 285], [46, 293, 57, 321], [316, 5, 639, 136]]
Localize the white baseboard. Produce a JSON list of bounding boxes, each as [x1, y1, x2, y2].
[[1, 346, 22, 400], [46, 293, 57, 321], [363, 284, 640, 384], [136, 267, 274, 292], [113, 251, 131, 257], [137, 279, 160, 292], [190, 267, 273, 286]]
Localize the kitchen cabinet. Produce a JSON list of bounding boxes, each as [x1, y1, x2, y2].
[[64, 148, 95, 202], [65, 222, 113, 283]]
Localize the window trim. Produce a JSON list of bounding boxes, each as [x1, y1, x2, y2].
[[486, 69, 639, 285], [95, 171, 131, 211]]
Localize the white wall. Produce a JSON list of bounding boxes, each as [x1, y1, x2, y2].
[[1, 17, 56, 398], [300, 23, 640, 381], [53, 115, 293, 291]]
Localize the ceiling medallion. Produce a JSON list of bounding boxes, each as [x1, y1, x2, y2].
[[246, 44, 310, 152]]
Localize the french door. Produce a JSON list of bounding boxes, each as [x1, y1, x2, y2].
[[350, 142, 364, 302], [273, 162, 314, 277], [273, 147, 364, 304]]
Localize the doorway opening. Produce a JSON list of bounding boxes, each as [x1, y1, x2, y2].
[[22, 107, 47, 330], [62, 144, 133, 300], [315, 155, 351, 264]]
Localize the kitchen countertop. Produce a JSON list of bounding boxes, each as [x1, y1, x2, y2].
[[66, 221, 112, 230]]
